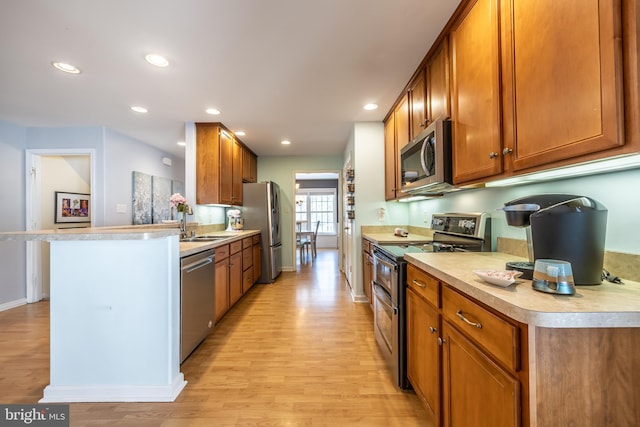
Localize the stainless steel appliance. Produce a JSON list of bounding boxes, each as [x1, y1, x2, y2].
[[180, 249, 215, 362], [502, 194, 607, 285], [372, 212, 491, 389], [400, 119, 453, 195], [242, 181, 282, 283]]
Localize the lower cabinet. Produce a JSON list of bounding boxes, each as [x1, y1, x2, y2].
[[213, 234, 261, 322], [229, 241, 243, 306], [406, 263, 524, 427], [406, 286, 440, 425], [442, 321, 520, 427], [361, 238, 374, 309]]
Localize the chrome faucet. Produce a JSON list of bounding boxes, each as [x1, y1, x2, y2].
[[179, 205, 194, 239]]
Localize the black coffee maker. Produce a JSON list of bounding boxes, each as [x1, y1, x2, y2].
[[501, 194, 607, 285]]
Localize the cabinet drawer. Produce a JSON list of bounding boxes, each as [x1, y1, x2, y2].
[[406, 264, 440, 308], [215, 244, 230, 260], [442, 286, 519, 372], [230, 240, 243, 254], [252, 234, 260, 245], [242, 237, 253, 249]]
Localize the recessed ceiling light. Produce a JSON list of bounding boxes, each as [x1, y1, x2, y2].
[[52, 62, 81, 74], [364, 103, 378, 110], [131, 106, 148, 113], [281, 140, 291, 145], [177, 141, 186, 147], [235, 131, 246, 136], [206, 108, 220, 115], [144, 53, 169, 67]]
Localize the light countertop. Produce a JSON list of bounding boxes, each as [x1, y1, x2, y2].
[[362, 231, 433, 245], [405, 251, 640, 328]]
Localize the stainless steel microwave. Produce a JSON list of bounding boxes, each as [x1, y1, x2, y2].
[[400, 119, 453, 195]]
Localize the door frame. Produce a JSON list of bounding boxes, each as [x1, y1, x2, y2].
[[25, 148, 96, 302]]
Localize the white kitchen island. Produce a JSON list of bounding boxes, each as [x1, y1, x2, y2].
[[0, 227, 187, 402]]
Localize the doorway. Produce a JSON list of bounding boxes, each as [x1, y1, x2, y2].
[[293, 171, 341, 268], [25, 149, 95, 302]]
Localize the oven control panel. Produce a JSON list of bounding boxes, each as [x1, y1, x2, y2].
[[431, 213, 489, 239]]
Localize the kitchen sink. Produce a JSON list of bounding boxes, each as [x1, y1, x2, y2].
[[180, 236, 228, 243]]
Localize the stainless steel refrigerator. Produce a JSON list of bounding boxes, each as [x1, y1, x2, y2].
[[242, 181, 282, 283]]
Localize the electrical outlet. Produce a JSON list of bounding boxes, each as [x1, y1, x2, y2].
[[116, 204, 127, 214], [423, 211, 430, 223]]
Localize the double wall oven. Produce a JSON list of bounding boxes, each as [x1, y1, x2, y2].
[[371, 213, 491, 389]]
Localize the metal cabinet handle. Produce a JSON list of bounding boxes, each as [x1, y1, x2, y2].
[[503, 147, 513, 155], [412, 279, 426, 288], [429, 326, 438, 334], [489, 152, 499, 159], [437, 337, 446, 346], [456, 309, 483, 329]]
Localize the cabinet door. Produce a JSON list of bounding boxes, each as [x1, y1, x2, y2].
[[395, 93, 410, 150], [242, 147, 258, 183], [229, 251, 243, 306], [219, 129, 234, 205], [383, 115, 398, 201], [442, 321, 520, 427], [195, 124, 221, 205], [214, 258, 229, 322], [501, 0, 624, 171], [451, 0, 502, 184], [407, 288, 441, 426], [427, 36, 450, 123], [252, 243, 261, 285], [232, 137, 243, 205], [362, 251, 373, 308], [409, 68, 427, 141]]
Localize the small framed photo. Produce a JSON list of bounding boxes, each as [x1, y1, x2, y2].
[[55, 192, 91, 223]]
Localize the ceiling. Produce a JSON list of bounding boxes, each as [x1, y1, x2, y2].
[[0, 0, 459, 159]]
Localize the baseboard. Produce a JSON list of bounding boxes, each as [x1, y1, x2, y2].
[[39, 374, 187, 403], [0, 298, 27, 312]]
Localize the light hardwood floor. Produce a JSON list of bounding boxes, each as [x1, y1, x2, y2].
[[0, 249, 429, 426]]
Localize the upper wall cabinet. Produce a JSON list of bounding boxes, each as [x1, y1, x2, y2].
[[426, 35, 451, 124], [384, 93, 410, 200], [242, 146, 258, 183], [196, 123, 246, 206], [500, 0, 624, 172], [450, 0, 503, 184], [409, 68, 427, 142]]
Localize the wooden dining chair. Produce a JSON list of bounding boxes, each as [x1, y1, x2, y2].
[[305, 220, 320, 259]]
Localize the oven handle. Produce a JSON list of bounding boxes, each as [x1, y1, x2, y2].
[[373, 282, 397, 314]]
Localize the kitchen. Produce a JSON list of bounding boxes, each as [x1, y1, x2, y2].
[[1, 0, 640, 426]]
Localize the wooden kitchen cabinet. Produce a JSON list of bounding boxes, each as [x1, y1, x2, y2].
[[242, 146, 258, 183], [383, 93, 410, 201], [500, 0, 624, 172], [252, 234, 261, 286], [361, 238, 374, 309], [229, 241, 243, 306], [409, 68, 427, 141], [406, 286, 441, 426], [214, 245, 231, 322], [426, 36, 450, 124], [196, 123, 243, 206], [442, 321, 520, 427], [450, 0, 503, 184], [242, 237, 253, 293]]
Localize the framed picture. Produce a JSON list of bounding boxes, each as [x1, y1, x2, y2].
[[55, 192, 91, 223]]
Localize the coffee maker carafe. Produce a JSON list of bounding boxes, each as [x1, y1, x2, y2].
[[501, 194, 607, 285]]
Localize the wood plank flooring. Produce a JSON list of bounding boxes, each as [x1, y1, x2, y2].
[[0, 249, 429, 426]]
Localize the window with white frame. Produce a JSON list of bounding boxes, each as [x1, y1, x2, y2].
[[295, 188, 337, 234]]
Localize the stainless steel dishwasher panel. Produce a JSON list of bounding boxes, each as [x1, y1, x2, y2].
[[180, 249, 215, 363]]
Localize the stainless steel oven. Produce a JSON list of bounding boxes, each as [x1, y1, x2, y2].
[[371, 212, 491, 390]]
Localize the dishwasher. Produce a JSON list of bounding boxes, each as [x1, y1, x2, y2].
[[180, 249, 215, 363]]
